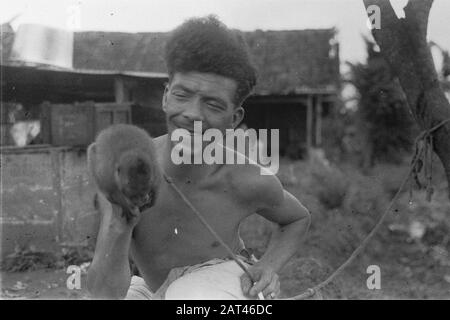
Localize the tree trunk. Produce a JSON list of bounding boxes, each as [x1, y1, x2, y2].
[[363, 0, 450, 199]]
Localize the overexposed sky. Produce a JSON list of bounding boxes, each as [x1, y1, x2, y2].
[[1, 0, 449, 64]]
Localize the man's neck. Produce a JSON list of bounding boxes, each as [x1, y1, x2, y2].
[[162, 135, 218, 184]]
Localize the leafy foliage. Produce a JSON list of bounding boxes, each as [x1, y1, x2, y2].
[[1, 244, 93, 272], [347, 38, 417, 164], [1, 246, 57, 272]]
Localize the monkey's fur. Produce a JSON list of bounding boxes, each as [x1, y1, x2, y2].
[[87, 124, 161, 221]]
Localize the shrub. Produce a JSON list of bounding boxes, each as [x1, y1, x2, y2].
[[309, 160, 350, 210]]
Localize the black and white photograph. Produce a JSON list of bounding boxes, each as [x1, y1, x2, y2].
[[0, 0, 449, 303]]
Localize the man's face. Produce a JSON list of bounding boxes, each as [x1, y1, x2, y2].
[[162, 71, 244, 138]]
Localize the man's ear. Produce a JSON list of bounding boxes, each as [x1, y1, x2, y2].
[[232, 106, 245, 129], [162, 83, 169, 112]]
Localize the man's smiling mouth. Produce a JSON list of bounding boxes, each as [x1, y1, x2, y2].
[[173, 123, 205, 135]]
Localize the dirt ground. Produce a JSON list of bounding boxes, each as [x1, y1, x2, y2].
[[1, 234, 448, 300], [1, 160, 449, 300], [1, 268, 90, 300]]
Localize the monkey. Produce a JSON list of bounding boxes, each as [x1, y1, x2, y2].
[[87, 124, 162, 221]]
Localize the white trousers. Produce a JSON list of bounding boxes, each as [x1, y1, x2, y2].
[[125, 259, 252, 300]]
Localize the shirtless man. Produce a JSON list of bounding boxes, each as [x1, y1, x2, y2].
[[87, 15, 310, 300]]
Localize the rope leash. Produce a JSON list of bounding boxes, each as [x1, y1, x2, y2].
[[163, 173, 265, 300], [161, 118, 450, 300], [288, 117, 450, 300], [163, 173, 253, 278]]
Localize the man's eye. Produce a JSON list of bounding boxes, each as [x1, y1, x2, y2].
[[172, 91, 187, 98], [207, 102, 224, 110]]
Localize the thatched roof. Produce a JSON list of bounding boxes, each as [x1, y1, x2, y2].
[[73, 32, 168, 75], [73, 29, 339, 95], [243, 29, 339, 94], [2, 26, 340, 95]]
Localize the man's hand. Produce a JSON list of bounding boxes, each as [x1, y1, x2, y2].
[[240, 264, 280, 300], [97, 192, 141, 231]]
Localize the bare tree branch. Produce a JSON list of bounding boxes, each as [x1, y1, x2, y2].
[[404, 0, 433, 39], [363, 0, 450, 199]]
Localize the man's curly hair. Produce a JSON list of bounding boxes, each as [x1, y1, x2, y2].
[[164, 15, 257, 106]]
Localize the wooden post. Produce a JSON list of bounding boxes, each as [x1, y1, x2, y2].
[[114, 76, 126, 103], [306, 95, 313, 154], [315, 95, 322, 147]]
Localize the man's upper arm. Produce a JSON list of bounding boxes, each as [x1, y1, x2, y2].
[[253, 174, 310, 226]]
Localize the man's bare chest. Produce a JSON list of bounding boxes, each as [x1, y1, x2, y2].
[[132, 180, 248, 256]]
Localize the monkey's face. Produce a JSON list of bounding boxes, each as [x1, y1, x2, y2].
[[115, 154, 161, 209], [162, 72, 245, 143]]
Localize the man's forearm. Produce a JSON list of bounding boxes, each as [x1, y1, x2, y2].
[[257, 215, 310, 272], [87, 212, 134, 299]]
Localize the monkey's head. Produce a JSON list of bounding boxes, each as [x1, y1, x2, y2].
[[114, 151, 161, 209]]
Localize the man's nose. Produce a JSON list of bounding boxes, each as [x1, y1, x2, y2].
[[182, 98, 204, 121]]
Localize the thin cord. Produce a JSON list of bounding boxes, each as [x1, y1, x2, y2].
[[288, 118, 450, 300], [163, 174, 255, 282]]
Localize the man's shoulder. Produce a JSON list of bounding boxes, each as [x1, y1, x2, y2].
[[225, 162, 284, 209], [151, 134, 169, 156], [152, 134, 167, 148]]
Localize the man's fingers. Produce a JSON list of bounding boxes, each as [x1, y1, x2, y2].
[[262, 277, 280, 299], [240, 274, 253, 295], [249, 273, 271, 296]]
